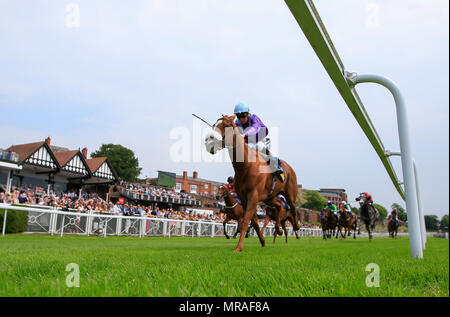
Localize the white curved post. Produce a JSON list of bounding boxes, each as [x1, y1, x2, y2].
[[346, 73, 423, 259]]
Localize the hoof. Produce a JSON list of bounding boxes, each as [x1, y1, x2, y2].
[[234, 248, 242, 253]]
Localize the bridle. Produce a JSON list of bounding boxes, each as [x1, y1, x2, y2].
[[217, 186, 239, 209]]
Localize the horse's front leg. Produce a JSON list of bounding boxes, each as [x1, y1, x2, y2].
[[235, 192, 262, 252], [223, 217, 230, 239]]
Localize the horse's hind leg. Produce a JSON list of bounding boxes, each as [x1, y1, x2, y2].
[[251, 217, 265, 247], [281, 219, 288, 244], [285, 194, 300, 232]]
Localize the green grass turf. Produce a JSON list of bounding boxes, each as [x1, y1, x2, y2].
[[0, 234, 448, 297]]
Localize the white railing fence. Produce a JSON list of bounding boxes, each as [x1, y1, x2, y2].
[[0, 204, 322, 239]]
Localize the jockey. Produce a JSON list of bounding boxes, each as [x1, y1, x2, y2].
[[355, 192, 373, 205], [233, 102, 286, 182], [328, 201, 338, 221], [356, 192, 378, 218], [341, 200, 354, 218], [226, 176, 235, 192], [388, 208, 399, 223]]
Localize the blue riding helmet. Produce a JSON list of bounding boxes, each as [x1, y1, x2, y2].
[[327, 201, 332, 205], [234, 102, 250, 114]]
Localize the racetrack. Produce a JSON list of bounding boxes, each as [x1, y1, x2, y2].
[[0, 234, 448, 297]]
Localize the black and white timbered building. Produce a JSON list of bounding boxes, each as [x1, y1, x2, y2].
[[1, 137, 118, 193]]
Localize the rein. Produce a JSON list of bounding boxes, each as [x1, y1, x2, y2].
[[225, 201, 239, 209]]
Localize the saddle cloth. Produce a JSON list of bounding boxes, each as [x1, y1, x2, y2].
[[276, 194, 290, 210]]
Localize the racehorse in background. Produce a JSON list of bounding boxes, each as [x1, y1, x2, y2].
[[387, 209, 399, 239], [216, 185, 258, 240], [205, 114, 301, 252], [320, 207, 338, 240], [337, 203, 358, 239], [357, 193, 379, 241], [259, 194, 299, 244]]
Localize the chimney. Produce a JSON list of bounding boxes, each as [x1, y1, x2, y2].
[[45, 137, 51, 146], [183, 171, 188, 180], [193, 171, 198, 179], [81, 147, 88, 158]]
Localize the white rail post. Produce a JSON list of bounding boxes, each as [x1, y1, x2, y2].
[[211, 223, 215, 238], [2, 207, 7, 236], [116, 217, 121, 236], [181, 221, 186, 237], [413, 160, 426, 249], [60, 215, 65, 237], [346, 72, 423, 258], [104, 219, 108, 238], [163, 220, 167, 237]]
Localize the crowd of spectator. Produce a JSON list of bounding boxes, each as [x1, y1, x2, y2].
[[122, 182, 196, 201], [0, 186, 226, 223], [0, 186, 322, 229]]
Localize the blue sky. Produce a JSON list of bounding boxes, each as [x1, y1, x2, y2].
[[1, 0, 448, 217]]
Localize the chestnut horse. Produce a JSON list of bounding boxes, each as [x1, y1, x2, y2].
[[205, 114, 300, 252], [216, 185, 259, 241], [259, 195, 299, 244], [337, 203, 358, 239]]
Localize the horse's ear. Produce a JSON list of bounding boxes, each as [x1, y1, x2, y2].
[[231, 114, 236, 121]]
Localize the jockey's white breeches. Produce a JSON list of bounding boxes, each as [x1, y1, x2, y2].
[[246, 138, 270, 153]]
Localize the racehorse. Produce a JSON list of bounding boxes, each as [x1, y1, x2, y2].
[[259, 195, 300, 244], [216, 185, 260, 241], [205, 114, 301, 252], [320, 207, 338, 239], [357, 194, 379, 241], [337, 203, 358, 239], [387, 209, 399, 239]]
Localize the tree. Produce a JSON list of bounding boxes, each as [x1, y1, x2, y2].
[[373, 203, 387, 220], [301, 190, 328, 211], [351, 207, 360, 216], [91, 144, 142, 182], [440, 215, 449, 232], [391, 203, 407, 222], [424, 215, 440, 232]]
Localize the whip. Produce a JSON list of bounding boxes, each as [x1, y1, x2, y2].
[[192, 113, 213, 128]]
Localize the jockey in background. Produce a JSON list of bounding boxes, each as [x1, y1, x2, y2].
[[356, 192, 379, 218], [356, 192, 374, 205], [341, 200, 354, 218], [388, 207, 399, 223], [226, 176, 235, 192], [328, 201, 338, 221], [233, 102, 286, 183]]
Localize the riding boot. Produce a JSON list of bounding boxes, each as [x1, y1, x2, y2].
[[266, 150, 286, 183]]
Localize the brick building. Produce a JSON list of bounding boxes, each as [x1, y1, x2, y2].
[[147, 171, 225, 197], [318, 188, 348, 204]]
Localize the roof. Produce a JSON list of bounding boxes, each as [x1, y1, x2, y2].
[[6, 141, 45, 162], [53, 150, 79, 167], [176, 175, 224, 186], [50, 145, 70, 153], [85, 157, 107, 173]]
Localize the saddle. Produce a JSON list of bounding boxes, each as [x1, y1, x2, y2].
[[230, 192, 242, 206]]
